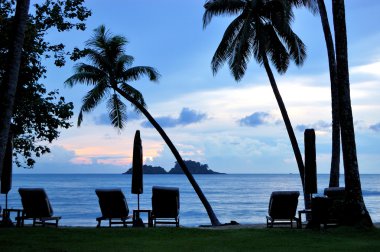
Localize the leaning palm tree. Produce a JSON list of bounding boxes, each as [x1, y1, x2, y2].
[[203, 0, 306, 191], [65, 25, 221, 226]]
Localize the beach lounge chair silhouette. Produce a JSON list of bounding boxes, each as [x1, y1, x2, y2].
[[95, 189, 132, 227], [18, 188, 61, 227], [151, 186, 180, 227], [266, 191, 300, 228]]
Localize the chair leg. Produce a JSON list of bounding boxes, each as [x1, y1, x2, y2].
[[96, 220, 101, 228], [109, 219, 111, 227]]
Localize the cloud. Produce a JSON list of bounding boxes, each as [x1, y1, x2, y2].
[[369, 123, 380, 132], [238, 112, 272, 127], [296, 121, 331, 132], [351, 61, 380, 77], [142, 107, 207, 128]]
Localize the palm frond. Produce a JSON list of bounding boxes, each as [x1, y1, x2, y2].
[[119, 83, 146, 110], [262, 24, 290, 74], [86, 25, 128, 52], [228, 11, 254, 81], [274, 24, 306, 66], [122, 66, 160, 82], [203, 0, 246, 28], [80, 80, 109, 114], [117, 54, 134, 68], [64, 63, 107, 87], [84, 48, 113, 73], [211, 14, 245, 74], [288, 0, 319, 15], [107, 93, 127, 129], [77, 109, 84, 127]]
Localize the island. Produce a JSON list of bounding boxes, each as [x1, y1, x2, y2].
[[124, 165, 167, 174], [123, 160, 224, 174]]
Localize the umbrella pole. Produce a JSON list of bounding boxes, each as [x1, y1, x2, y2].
[[5, 193, 8, 209], [138, 194, 140, 211]]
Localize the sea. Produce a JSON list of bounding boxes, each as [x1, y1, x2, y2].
[[2, 174, 380, 227]]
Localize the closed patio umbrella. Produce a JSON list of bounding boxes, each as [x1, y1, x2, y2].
[[131, 130, 143, 211], [1, 132, 13, 209], [304, 129, 317, 195]]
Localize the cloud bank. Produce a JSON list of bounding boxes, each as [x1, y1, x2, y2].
[[142, 107, 207, 128], [238, 112, 277, 127]]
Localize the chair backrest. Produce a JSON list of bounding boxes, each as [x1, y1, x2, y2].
[[95, 189, 129, 218], [268, 191, 300, 219], [152, 186, 179, 218], [324, 187, 345, 200], [19, 188, 54, 218]]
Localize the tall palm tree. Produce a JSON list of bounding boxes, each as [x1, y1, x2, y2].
[[65, 25, 221, 226], [290, 0, 341, 187], [203, 0, 306, 192], [332, 0, 372, 227], [0, 0, 30, 178]]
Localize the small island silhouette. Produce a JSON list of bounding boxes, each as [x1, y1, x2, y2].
[[124, 160, 224, 174]]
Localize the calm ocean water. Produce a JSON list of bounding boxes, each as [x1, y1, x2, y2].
[[2, 174, 379, 226]]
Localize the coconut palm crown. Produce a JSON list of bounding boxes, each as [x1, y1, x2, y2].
[[203, 0, 306, 80], [65, 25, 160, 129]]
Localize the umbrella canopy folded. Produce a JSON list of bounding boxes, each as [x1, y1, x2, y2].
[[1, 133, 13, 195], [131, 130, 143, 195]]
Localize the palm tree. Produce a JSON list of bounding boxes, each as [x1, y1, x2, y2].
[[203, 0, 306, 193], [332, 0, 372, 227], [290, 0, 341, 187], [65, 25, 221, 226], [0, 0, 30, 177]]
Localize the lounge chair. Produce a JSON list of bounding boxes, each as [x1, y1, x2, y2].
[[322, 187, 345, 226], [266, 191, 300, 228], [151, 186, 180, 227], [18, 188, 61, 227], [95, 189, 132, 227]]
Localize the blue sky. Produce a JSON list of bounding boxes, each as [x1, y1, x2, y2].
[[16, 1, 380, 174]]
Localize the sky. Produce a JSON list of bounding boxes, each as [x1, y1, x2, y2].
[[15, 0, 380, 174]]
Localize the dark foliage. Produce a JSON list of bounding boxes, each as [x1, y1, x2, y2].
[[0, 0, 91, 167]]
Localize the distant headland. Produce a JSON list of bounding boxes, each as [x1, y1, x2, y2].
[[123, 160, 224, 174]]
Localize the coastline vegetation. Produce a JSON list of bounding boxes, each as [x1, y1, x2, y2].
[[0, 227, 379, 251]]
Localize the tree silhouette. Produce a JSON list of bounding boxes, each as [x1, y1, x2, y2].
[[203, 0, 307, 194], [65, 25, 221, 226]]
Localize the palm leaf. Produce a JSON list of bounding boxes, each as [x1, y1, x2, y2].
[[119, 83, 146, 110], [64, 63, 107, 87], [80, 79, 109, 113], [288, 0, 319, 14], [122, 66, 160, 82], [262, 24, 290, 74], [107, 93, 127, 129], [274, 23, 306, 66], [203, 0, 246, 28], [228, 10, 254, 80], [211, 14, 245, 74], [77, 109, 84, 126]]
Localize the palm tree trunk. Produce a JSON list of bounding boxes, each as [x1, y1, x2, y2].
[[113, 86, 222, 226], [317, 0, 341, 188], [0, 0, 30, 178], [332, 0, 372, 227], [262, 55, 309, 207]]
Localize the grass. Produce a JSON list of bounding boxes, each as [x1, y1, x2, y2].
[[0, 226, 379, 251]]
